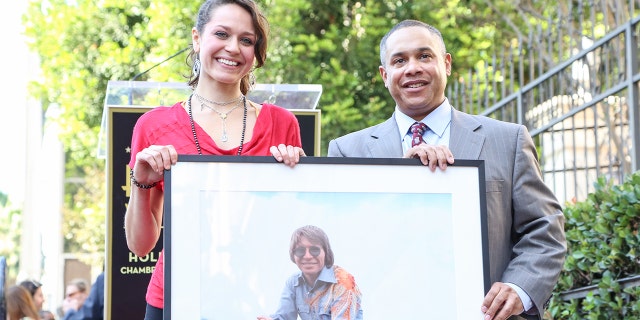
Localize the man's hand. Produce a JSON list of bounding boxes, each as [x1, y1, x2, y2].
[[403, 144, 454, 171], [481, 282, 525, 320], [62, 296, 80, 313]]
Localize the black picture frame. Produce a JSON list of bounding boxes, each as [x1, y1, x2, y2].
[[164, 156, 489, 319]]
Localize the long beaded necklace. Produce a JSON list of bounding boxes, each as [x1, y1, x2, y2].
[[187, 94, 247, 155], [194, 92, 245, 142]]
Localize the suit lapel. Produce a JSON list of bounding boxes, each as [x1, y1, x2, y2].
[[361, 109, 485, 159], [369, 115, 404, 157], [449, 109, 484, 160]]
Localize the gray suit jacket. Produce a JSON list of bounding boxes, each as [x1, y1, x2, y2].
[[328, 108, 567, 319]]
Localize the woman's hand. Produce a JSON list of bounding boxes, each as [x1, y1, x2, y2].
[[132, 144, 179, 185], [270, 144, 306, 167]]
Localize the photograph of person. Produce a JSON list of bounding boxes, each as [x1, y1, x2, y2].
[[173, 174, 461, 319], [257, 225, 362, 320]]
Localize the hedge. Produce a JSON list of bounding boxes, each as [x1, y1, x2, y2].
[[547, 172, 640, 319]]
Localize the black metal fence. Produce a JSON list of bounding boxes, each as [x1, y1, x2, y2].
[[448, 1, 640, 204]]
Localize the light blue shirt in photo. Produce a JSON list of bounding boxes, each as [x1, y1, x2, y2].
[[270, 266, 363, 320]]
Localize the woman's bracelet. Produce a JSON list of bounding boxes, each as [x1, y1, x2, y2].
[[130, 170, 158, 189]]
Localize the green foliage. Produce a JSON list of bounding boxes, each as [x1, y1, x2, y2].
[[259, 0, 516, 151], [62, 165, 107, 267], [0, 195, 23, 283], [22, 0, 195, 263], [548, 172, 640, 319]]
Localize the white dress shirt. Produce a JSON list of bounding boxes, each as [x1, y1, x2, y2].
[[395, 98, 452, 153]]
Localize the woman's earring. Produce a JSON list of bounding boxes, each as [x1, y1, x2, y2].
[[193, 57, 201, 76], [249, 70, 256, 90]]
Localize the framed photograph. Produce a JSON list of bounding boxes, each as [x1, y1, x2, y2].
[[164, 156, 489, 320]]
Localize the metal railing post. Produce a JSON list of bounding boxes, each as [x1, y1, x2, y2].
[[627, 17, 640, 173]]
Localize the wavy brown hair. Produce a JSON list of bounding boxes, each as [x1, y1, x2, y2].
[[6, 285, 40, 320]]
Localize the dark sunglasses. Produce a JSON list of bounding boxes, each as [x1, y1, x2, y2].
[[293, 246, 322, 258]]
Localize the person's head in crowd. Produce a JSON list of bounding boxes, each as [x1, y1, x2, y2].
[[39, 309, 56, 320], [5, 285, 40, 320], [288, 225, 335, 284], [19, 279, 45, 311], [65, 278, 90, 308]]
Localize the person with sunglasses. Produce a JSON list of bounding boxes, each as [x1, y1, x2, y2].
[[61, 278, 89, 319], [62, 272, 104, 320], [257, 225, 363, 320]]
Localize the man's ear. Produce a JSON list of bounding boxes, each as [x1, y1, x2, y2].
[[444, 53, 452, 76], [379, 65, 388, 88]]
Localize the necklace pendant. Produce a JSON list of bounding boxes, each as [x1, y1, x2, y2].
[[220, 114, 227, 119], [221, 133, 229, 142]]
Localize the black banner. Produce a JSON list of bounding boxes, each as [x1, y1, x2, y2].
[[107, 108, 162, 320]]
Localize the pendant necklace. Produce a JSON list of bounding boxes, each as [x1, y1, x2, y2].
[[187, 94, 247, 156], [193, 92, 245, 142]]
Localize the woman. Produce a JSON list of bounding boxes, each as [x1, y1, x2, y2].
[[18, 280, 45, 313], [124, 0, 305, 319], [258, 225, 363, 320], [5, 285, 41, 320]]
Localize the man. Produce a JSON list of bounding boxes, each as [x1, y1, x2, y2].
[[328, 20, 566, 320], [64, 272, 104, 320], [61, 278, 89, 320]]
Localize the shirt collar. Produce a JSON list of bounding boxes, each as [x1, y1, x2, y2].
[[394, 98, 452, 138], [295, 266, 336, 287]]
